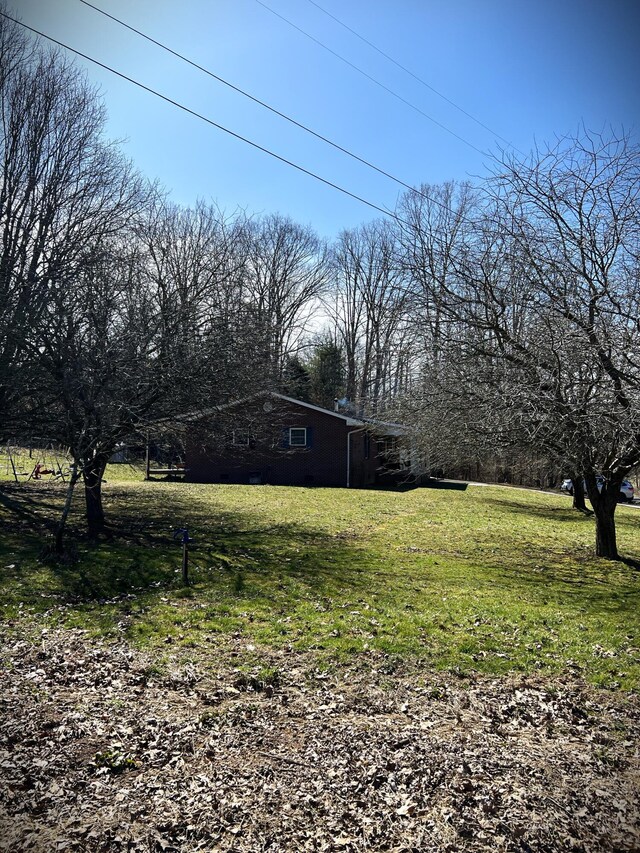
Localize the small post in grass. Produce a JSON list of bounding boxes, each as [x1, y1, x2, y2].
[[174, 527, 193, 586], [145, 432, 150, 481]]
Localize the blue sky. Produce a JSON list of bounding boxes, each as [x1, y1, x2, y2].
[[15, 0, 640, 239]]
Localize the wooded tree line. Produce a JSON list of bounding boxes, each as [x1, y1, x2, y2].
[[1, 12, 639, 560]]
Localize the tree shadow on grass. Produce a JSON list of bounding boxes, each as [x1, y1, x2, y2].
[[114, 511, 372, 600], [481, 494, 640, 528], [484, 563, 640, 616], [3, 483, 638, 636], [480, 495, 591, 523], [370, 481, 421, 493], [420, 479, 469, 491], [479, 495, 640, 560], [371, 479, 470, 493], [0, 484, 372, 613], [0, 483, 61, 531]]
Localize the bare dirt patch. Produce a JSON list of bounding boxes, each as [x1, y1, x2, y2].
[[1, 627, 638, 852]]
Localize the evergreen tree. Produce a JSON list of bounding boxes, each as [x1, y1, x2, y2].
[[307, 338, 345, 410], [281, 355, 311, 401]]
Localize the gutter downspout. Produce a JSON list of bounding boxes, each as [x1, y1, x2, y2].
[[346, 428, 366, 489]]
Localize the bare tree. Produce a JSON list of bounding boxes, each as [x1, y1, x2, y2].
[[401, 133, 640, 560], [396, 182, 477, 369], [243, 214, 329, 377], [0, 11, 146, 430], [329, 219, 410, 414], [139, 199, 267, 409], [25, 237, 167, 547], [484, 130, 640, 559]]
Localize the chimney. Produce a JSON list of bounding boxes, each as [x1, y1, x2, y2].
[[334, 398, 339, 412]]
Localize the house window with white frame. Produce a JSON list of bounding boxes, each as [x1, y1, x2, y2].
[[289, 427, 307, 447]]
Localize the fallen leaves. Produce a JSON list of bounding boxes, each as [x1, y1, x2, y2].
[[0, 625, 638, 852]]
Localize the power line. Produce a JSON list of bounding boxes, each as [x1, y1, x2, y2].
[[305, 0, 521, 154], [1, 12, 410, 227], [77, 0, 457, 204], [252, 0, 489, 157]]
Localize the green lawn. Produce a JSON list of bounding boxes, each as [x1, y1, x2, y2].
[[1, 462, 639, 689]]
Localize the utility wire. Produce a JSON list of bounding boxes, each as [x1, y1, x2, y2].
[[1, 12, 410, 227], [253, 0, 488, 156], [77, 0, 457, 203], [25, 4, 477, 228], [305, 0, 520, 154]]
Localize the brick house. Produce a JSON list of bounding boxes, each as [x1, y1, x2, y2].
[[183, 392, 411, 488]]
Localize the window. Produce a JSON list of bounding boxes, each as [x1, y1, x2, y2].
[[289, 427, 307, 447], [232, 432, 251, 446], [377, 436, 397, 456]]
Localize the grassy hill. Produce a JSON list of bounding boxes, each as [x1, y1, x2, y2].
[[1, 468, 639, 851], [1, 465, 638, 690]]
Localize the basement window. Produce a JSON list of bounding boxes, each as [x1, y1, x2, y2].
[[232, 432, 251, 446], [289, 427, 307, 447]]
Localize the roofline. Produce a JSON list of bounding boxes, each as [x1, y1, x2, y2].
[[266, 394, 407, 433], [157, 390, 406, 433], [267, 392, 364, 425]]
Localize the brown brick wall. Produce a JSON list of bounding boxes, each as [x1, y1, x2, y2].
[[184, 399, 382, 487]]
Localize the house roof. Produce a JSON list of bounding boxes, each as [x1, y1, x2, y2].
[[267, 392, 364, 426], [173, 391, 406, 435], [260, 392, 406, 435]]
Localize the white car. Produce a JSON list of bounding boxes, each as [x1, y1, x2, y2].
[[560, 477, 635, 503]]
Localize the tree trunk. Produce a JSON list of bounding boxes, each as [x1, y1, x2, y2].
[[83, 453, 109, 537], [585, 474, 620, 560], [55, 463, 79, 554], [570, 473, 587, 511], [594, 501, 619, 560]]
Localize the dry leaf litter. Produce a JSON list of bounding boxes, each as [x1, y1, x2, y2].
[[1, 625, 638, 852]]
